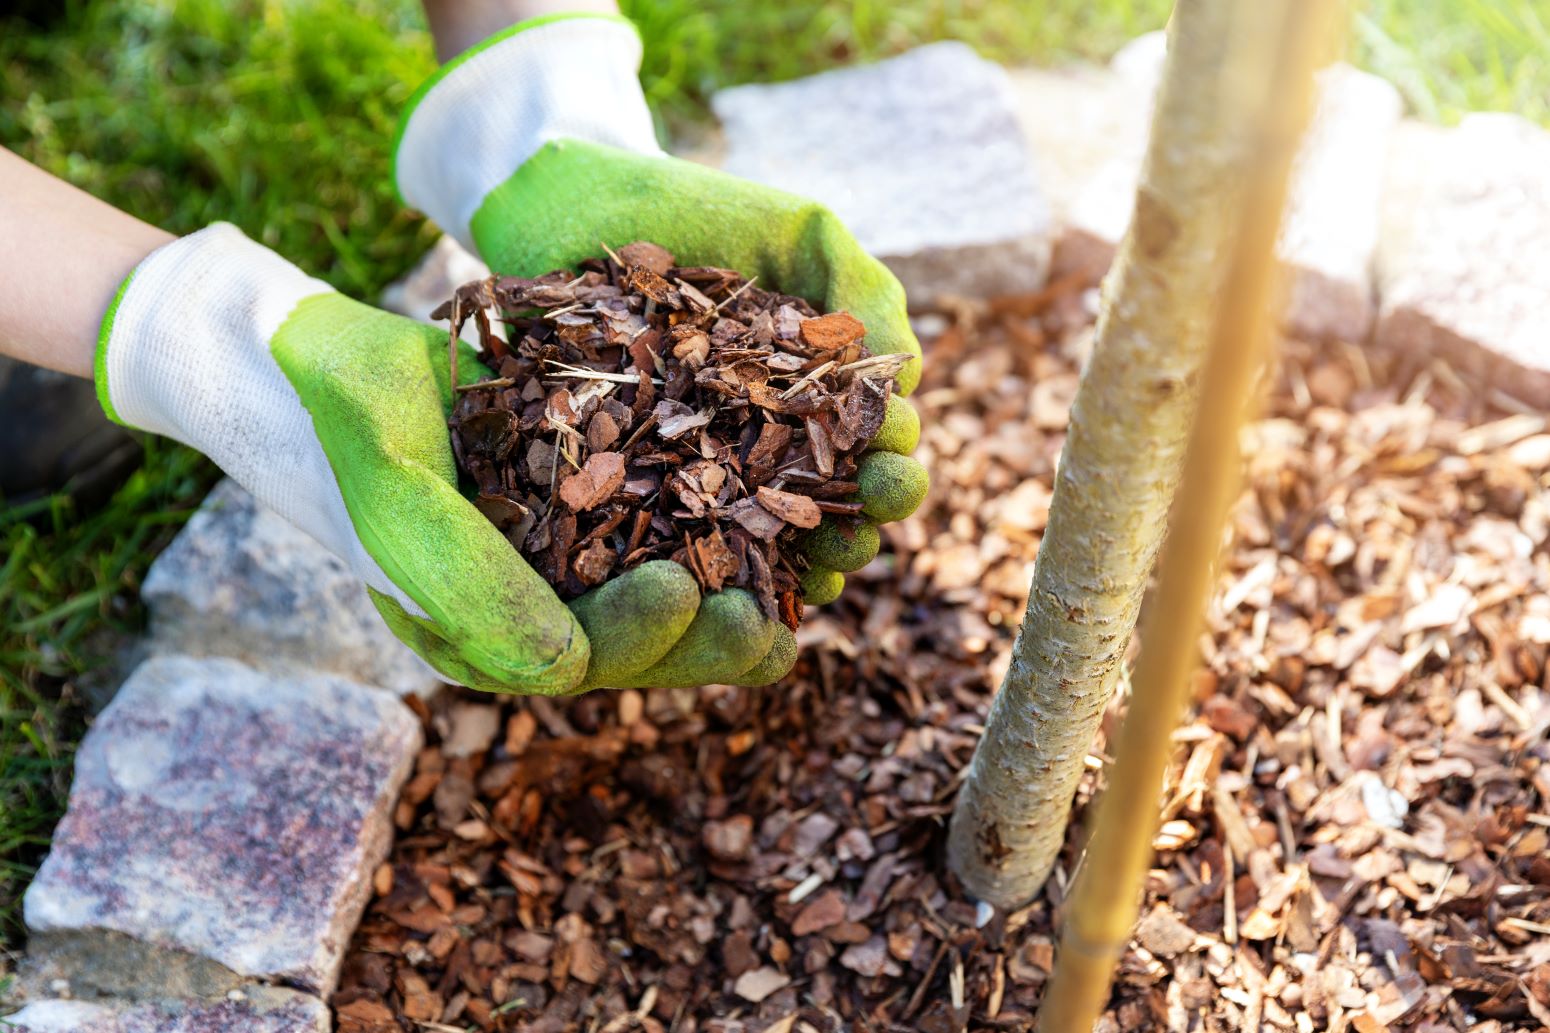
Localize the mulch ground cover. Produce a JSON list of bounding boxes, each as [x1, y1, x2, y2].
[[337, 272, 1550, 1033]]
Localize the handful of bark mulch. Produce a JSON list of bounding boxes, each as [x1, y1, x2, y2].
[[438, 242, 906, 629]]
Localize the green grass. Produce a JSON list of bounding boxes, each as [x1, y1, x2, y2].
[[1, 0, 440, 300], [1, 0, 1547, 950], [626, 0, 1175, 125], [1355, 0, 1550, 125]]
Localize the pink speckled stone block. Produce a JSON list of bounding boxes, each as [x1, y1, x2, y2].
[[23, 654, 421, 997], [4, 989, 327, 1033]]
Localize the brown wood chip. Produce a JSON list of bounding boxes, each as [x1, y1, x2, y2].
[[558, 452, 625, 512], [361, 274, 1547, 1031], [799, 311, 867, 350], [756, 486, 823, 529]]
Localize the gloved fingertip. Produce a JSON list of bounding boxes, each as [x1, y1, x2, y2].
[[631, 588, 777, 688], [803, 518, 881, 573], [800, 567, 845, 606], [729, 624, 797, 686], [870, 393, 921, 455], [857, 452, 929, 524], [570, 559, 700, 688]]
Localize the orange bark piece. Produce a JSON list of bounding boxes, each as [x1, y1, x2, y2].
[[799, 312, 867, 350]]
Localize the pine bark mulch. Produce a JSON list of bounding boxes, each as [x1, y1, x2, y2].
[[337, 273, 1550, 1033], [441, 242, 901, 624]]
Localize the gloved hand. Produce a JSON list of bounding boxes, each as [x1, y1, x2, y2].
[[96, 223, 743, 695], [395, 13, 930, 683]]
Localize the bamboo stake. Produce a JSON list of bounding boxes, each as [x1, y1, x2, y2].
[[1034, 2, 1341, 1029]]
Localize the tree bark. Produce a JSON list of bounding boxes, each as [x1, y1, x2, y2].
[[947, 0, 1274, 909]]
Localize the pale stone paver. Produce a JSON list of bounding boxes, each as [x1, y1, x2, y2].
[[1014, 31, 1402, 343], [1008, 62, 1149, 228], [3, 988, 328, 1033], [1375, 114, 1550, 406], [142, 478, 441, 698], [1279, 64, 1405, 342], [23, 654, 421, 998], [712, 42, 1053, 305]]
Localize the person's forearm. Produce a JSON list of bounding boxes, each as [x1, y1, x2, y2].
[[0, 149, 174, 379], [421, 0, 618, 62]]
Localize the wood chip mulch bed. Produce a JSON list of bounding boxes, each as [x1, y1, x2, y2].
[[337, 273, 1550, 1033]]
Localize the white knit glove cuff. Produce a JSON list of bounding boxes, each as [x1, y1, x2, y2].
[[98, 223, 421, 614], [394, 14, 663, 252]]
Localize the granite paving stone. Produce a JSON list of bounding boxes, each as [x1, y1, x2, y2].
[[712, 41, 1053, 305], [1019, 31, 1401, 343], [142, 478, 441, 697], [1375, 113, 1550, 406], [23, 654, 422, 997], [2, 988, 328, 1033]]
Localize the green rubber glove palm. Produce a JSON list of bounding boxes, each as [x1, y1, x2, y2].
[[395, 15, 929, 689], [470, 141, 928, 685], [281, 295, 781, 694], [270, 295, 592, 694], [97, 224, 612, 696]]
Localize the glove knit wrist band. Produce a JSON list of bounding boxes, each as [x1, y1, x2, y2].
[[395, 14, 661, 251], [96, 222, 423, 615]]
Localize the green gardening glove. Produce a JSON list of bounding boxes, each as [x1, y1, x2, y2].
[[396, 14, 929, 688], [94, 224, 592, 694]]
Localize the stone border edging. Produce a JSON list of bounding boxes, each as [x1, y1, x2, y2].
[[9, 488, 432, 1033]]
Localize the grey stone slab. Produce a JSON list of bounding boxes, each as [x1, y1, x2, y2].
[[712, 42, 1053, 305], [1010, 33, 1162, 281], [1019, 32, 1401, 343], [1006, 62, 1151, 283], [3, 988, 328, 1033], [142, 478, 441, 698], [1279, 64, 1404, 342], [23, 654, 422, 998], [1375, 114, 1550, 407], [21, 929, 246, 1004], [1008, 63, 1150, 228]]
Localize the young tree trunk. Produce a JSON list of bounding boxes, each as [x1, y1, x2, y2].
[[948, 0, 1275, 909], [1036, 1, 1337, 1024]]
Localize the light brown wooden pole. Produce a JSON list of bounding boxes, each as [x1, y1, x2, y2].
[[1034, 2, 1342, 1029]]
